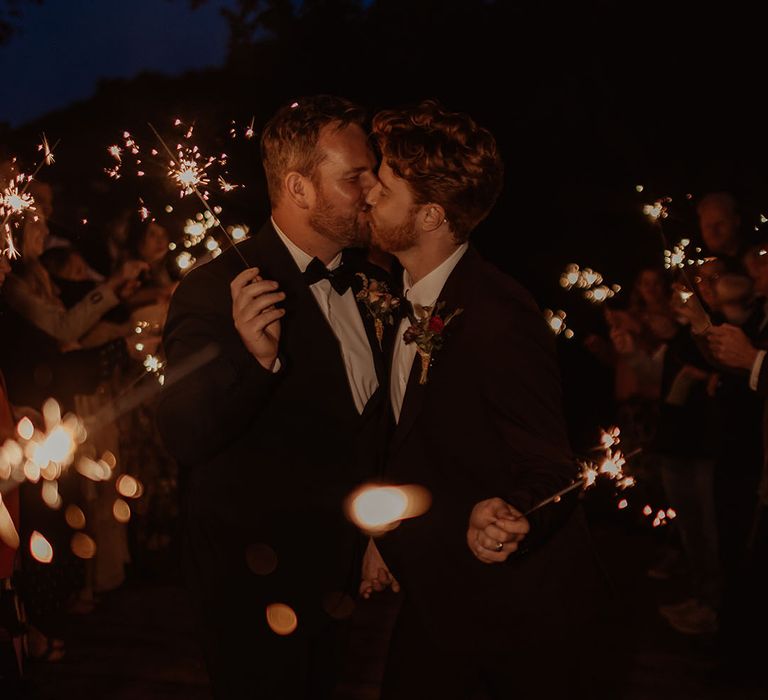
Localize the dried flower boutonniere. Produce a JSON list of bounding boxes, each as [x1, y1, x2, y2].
[[355, 273, 401, 349], [403, 301, 463, 384]]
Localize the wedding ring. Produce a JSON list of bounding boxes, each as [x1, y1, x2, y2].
[[494, 541, 504, 552]]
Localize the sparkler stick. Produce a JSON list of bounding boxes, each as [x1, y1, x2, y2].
[[147, 123, 250, 268]]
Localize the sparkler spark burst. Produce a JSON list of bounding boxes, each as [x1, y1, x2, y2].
[[543, 309, 574, 339], [525, 426, 638, 516], [643, 197, 671, 222]]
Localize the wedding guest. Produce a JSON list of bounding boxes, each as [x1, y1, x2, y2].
[[3, 210, 146, 345], [697, 191, 747, 262]]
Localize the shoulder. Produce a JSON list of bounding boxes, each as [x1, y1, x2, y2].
[[463, 249, 542, 328]]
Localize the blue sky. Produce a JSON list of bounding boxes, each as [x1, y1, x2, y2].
[[0, 0, 235, 126]]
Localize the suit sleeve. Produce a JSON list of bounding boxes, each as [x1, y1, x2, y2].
[[482, 298, 580, 552], [156, 265, 281, 467]]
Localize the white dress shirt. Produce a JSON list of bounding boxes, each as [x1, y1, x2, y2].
[[390, 243, 468, 422], [272, 218, 378, 414], [748, 300, 768, 392]]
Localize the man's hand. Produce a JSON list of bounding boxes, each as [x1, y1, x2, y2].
[[107, 260, 149, 297], [707, 324, 759, 370], [360, 538, 400, 599], [467, 497, 529, 564], [673, 288, 711, 334], [609, 328, 636, 356], [231, 268, 285, 371]]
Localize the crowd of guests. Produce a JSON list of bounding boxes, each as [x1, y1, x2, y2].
[[585, 191, 768, 677], [0, 162, 181, 684]]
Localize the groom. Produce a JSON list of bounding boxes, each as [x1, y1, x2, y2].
[[363, 101, 612, 699], [157, 96, 392, 698]]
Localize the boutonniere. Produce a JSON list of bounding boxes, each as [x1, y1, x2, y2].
[[355, 273, 401, 349], [403, 301, 463, 384]]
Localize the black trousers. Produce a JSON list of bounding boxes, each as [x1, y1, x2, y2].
[[381, 597, 621, 700], [183, 507, 351, 700]]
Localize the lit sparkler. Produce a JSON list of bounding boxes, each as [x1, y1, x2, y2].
[[148, 122, 250, 267], [524, 428, 639, 516], [2, 136, 60, 258]]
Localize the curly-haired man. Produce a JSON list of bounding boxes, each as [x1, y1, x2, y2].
[[362, 101, 613, 699]]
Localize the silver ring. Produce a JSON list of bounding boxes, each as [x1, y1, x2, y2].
[[494, 541, 504, 552]]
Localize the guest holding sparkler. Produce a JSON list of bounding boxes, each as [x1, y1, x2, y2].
[[361, 101, 611, 699], [157, 96, 390, 699], [2, 210, 147, 345]]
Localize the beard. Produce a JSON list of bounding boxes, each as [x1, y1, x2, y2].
[[309, 184, 370, 249], [370, 207, 418, 253]]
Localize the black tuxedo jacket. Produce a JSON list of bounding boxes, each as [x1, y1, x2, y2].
[[377, 247, 605, 650], [156, 222, 390, 630]]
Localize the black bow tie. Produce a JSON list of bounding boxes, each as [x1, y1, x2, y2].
[[303, 257, 355, 295]]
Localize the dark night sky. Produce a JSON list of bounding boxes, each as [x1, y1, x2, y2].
[[0, 0, 235, 126]]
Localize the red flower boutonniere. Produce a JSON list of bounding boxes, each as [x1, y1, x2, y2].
[[355, 273, 401, 349], [403, 301, 463, 384]]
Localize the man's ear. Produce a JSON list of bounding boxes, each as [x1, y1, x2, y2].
[[284, 172, 315, 210], [422, 204, 447, 232]]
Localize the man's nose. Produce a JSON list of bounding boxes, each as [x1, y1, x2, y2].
[[365, 180, 380, 207]]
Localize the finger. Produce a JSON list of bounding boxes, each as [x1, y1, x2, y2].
[[233, 280, 280, 314], [241, 308, 285, 334], [493, 517, 530, 537], [230, 267, 261, 296], [237, 292, 286, 322], [477, 532, 519, 553], [483, 523, 513, 542], [391, 577, 401, 593]]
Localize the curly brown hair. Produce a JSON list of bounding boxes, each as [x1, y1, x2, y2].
[[371, 100, 503, 243], [261, 95, 367, 207]]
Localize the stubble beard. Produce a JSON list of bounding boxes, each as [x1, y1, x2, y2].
[[309, 186, 369, 249], [371, 208, 418, 254]]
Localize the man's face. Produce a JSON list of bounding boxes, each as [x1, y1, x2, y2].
[[694, 260, 726, 310], [698, 203, 740, 255], [308, 123, 377, 248], [365, 162, 420, 253], [745, 253, 768, 298]]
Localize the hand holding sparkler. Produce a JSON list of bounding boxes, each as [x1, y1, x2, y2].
[[467, 497, 530, 564], [672, 283, 711, 334], [105, 259, 150, 299], [231, 268, 285, 371], [707, 324, 759, 370]]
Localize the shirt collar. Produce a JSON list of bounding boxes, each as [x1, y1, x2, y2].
[[403, 243, 468, 309], [271, 216, 343, 273]]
